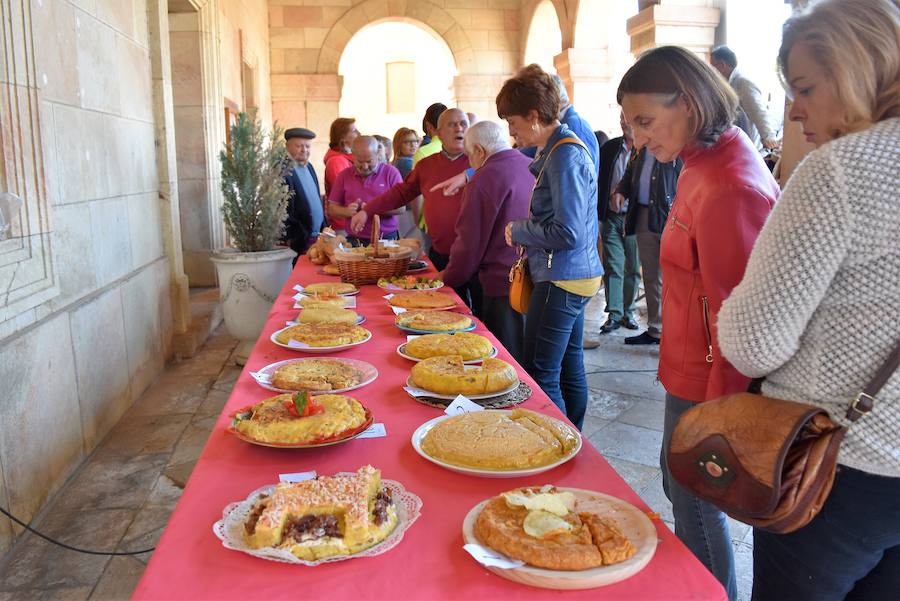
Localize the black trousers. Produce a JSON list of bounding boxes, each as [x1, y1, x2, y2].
[[481, 295, 523, 365], [429, 249, 483, 318]]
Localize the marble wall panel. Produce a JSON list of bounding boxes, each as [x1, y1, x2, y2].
[[32, 0, 80, 105], [106, 116, 158, 199], [121, 264, 164, 402], [96, 0, 135, 38], [89, 197, 133, 287], [176, 179, 211, 252], [70, 287, 131, 451], [39, 100, 60, 207], [117, 36, 155, 122], [172, 106, 209, 180], [47, 202, 97, 309], [52, 103, 110, 204], [128, 192, 164, 270], [169, 30, 202, 106], [75, 9, 121, 114], [0, 313, 83, 523]]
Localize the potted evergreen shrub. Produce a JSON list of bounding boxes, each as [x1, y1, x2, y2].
[[212, 110, 294, 364]]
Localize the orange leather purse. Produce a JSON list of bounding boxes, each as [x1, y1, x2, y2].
[[668, 343, 899, 533], [508, 246, 532, 314]]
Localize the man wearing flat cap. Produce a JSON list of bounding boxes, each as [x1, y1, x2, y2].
[[282, 127, 326, 263]]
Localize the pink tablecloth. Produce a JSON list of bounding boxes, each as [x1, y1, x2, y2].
[[133, 258, 725, 601]]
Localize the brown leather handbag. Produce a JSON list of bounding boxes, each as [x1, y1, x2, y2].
[[507, 137, 588, 315], [668, 343, 900, 533], [508, 246, 532, 314]]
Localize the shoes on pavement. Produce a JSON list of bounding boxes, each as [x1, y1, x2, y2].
[[583, 338, 601, 349], [620, 316, 639, 330], [600, 318, 621, 334], [624, 331, 660, 345]]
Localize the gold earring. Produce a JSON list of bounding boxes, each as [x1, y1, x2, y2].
[[532, 123, 538, 133]]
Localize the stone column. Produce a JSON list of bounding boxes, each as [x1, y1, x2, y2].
[[553, 48, 620, 138], [453, 75, 505, 122], [148, 0, 190, 336], [626, 1, 721, 59]]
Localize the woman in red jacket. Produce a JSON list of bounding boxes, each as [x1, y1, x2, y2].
[[617, 46, 779, 601]]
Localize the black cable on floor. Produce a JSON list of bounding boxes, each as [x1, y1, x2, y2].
[[0, 505, 155, 556]]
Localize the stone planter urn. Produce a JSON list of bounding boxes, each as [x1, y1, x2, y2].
[[211, 247, 295, 365]]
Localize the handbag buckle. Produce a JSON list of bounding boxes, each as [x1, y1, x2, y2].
[[846, 392, 875, 422]]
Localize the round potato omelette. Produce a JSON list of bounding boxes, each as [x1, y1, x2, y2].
[[298, 295, 349, 309], [298, 307, 359, 325], [276, 323, 369, 347], [473, 486, 637, 571], [234, 393, 368, 444], [410, 355, 517, 396], [405, 332, 492, 361], [421, 409, 579, 470], [271, 359, 364, 391], [396, 310, 472, 332], [388, 291, 456, 310], [303, 282, 358, 295]]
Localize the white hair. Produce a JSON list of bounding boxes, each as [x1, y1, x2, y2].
[[464, 121, 509, 156], [552, 74, 570, 107]]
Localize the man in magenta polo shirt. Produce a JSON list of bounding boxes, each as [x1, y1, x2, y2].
[[327, 136, 404, 246]]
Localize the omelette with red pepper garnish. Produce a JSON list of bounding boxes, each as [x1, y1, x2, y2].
[[232, 392, 369, 445]]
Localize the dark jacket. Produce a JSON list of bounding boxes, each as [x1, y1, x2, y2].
[[618, 147, 683, 235], [443, 149, 534, 297], [282, 161, 325, 255], [597, 136, 629, 223]]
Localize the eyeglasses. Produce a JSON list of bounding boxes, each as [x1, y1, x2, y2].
[[402, 139, 419, 144]]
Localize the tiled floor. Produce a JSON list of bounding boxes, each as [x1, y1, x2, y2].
[[0, 295, 753, 600]]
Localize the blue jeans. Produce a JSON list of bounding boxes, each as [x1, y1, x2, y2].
[[661, 393, 738, 601], [752, 465, 900, 601], [522, 281, 590, 429]]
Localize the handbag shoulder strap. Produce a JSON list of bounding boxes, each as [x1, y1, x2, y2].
[[847, 341, 900, 422], [535, 136, 588, 186]]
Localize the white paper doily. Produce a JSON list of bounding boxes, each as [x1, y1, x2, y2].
[[213, 476, 423, 565]]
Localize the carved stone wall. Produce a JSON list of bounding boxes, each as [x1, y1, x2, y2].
[[0, 0, 172, 557]]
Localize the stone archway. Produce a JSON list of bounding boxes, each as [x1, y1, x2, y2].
[[315, 0, 476, 76]]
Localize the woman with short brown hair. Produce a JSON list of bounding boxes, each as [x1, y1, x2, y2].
[[617, 46, 780, 601], [499, 64, 602, 430], [391, 127, 420, 180]]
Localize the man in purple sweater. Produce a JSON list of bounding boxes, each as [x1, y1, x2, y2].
[[438, 121, 533, 362]]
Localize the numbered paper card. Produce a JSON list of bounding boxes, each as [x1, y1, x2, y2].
[[279, 470, 317, 483], [463, 544, 525, 569], [444, 395, 485, 416]]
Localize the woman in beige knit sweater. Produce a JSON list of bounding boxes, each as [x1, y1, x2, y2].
[[717, 1, 900, 599]]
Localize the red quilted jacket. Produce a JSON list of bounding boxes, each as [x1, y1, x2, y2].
[[658, 127, 780, 402]]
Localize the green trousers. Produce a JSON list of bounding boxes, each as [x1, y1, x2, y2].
[[600, 213, 640, 321]]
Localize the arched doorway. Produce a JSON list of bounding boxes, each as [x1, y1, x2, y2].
[[338, 20, 457, 140], [523, 0, 562, 73]]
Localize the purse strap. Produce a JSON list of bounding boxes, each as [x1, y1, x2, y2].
[[846, 341, 900, 422], [534, 136, 588, 187]]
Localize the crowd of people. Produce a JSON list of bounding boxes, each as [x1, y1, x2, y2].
[[279, 0, 899, 599]]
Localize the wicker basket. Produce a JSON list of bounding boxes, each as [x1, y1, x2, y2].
[[334, 215, 412, 285]]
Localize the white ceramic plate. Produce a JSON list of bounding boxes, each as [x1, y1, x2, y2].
[[214, 476, 423, 566], [396, 342, 497, 364], [406, 261, 429, 273], [410, 412, 582, 478], [404, 372, 519, 400], [395, 320, 476, 335], [461, 488, 658, 589], [270, 326, 372, 353], [249, 357, 379, 394]]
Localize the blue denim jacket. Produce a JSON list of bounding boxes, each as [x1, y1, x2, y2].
[[511, 124, 602, 283]]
